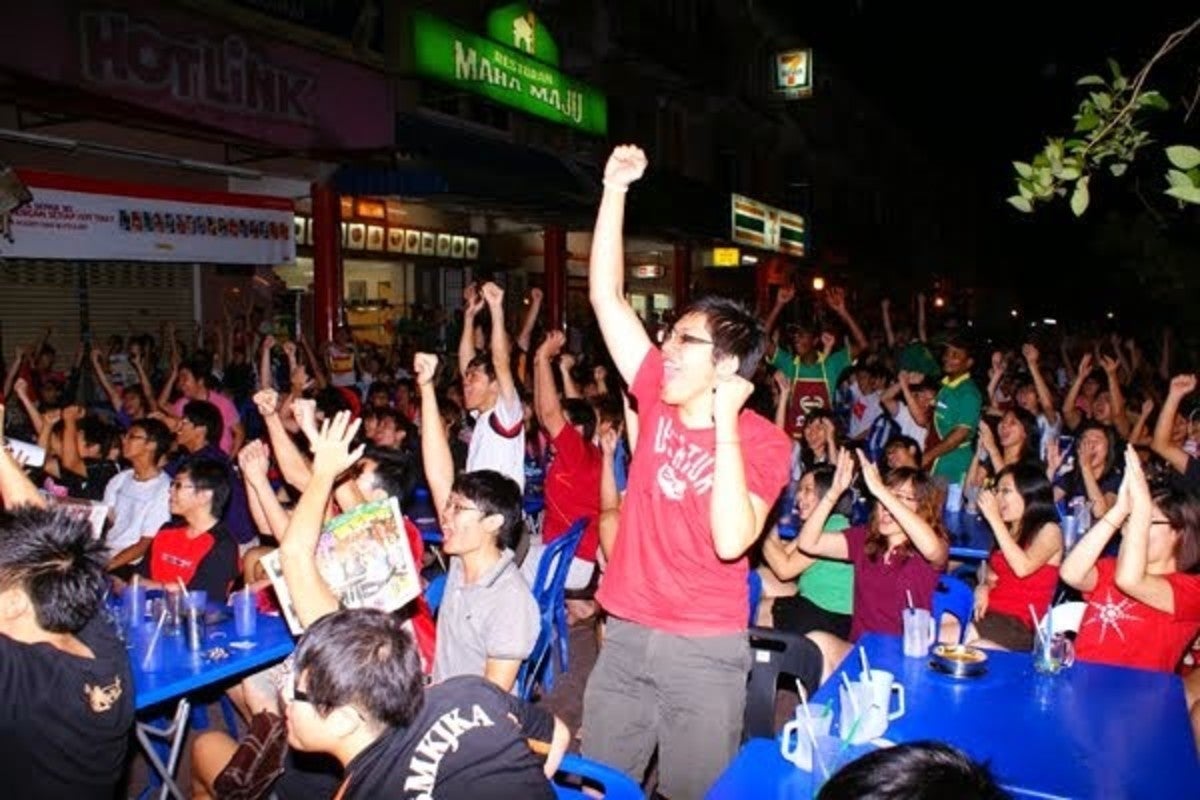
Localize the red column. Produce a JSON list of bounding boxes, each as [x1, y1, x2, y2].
[[544, 225, 566, 330], [755, 255, 772, 313], [673, 242, 691, 308], [311, 183, 342, 346]]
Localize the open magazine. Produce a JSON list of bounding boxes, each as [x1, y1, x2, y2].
[[261, 497, 421, 635]]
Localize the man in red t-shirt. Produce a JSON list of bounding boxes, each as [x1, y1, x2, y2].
[[523, 331, 602, 595], [580, 145, 791, 799]]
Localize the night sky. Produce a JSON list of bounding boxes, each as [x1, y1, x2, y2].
[[768, 1, 1199, 323]]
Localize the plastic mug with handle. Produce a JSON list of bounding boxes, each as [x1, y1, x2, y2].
[[902, 608, 937, 657], [779, 705, 833, 770]]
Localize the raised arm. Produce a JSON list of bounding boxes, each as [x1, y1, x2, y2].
[[278, 411, 363, 627], [764, 285, 797, 358], [515, 287, 543, 355], [1021, 344, 1059, 426], [859, 452, 948, 567], [1152, 375, 1194, 474], [255, 389, 313, 493], [458, 284, 484, 379], [258, 334, 276, 391], [797, 449, 853, 560], [881, 297, 896, 349], [1114, 446, 1176, 612], [11, 378, 44, 436], [415, 353, 453, 514], [824, 287, 867, 358], [59, 405, 88, 478], [533, 332, 568, 438], [238, 440, 291, 541], [1061, 353, 1092, 432], [709, 375, 775, 560], [2, 347, 25, 400], [1060, 471, 1130, 592], [558, 353, 581, 399], [89, 348, 123, 413], [597, 427, 621, 563], [0, 404, 45, 509], [977, 488, 1062, 578], [1100, 355, 1130, 439], [298, 336, 329, 391], [916, 293, 928, 343], [588, 146, 653, 383], [480, 282, 518, 405]]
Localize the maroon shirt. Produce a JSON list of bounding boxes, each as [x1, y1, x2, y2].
[[844, 526, 942, 641]]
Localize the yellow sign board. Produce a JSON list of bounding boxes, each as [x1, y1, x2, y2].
[[712, 247, 741, 267]]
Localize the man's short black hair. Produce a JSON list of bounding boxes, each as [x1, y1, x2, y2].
[[130, 418, 173, 459], [466, 353, 497, 381], [182, 400, 223, 448], [817, 741, 1010, 800], [677, 295, 768, 379], [362, 446, 417, 501], [293, 608, 425, 729], [562, 398, 597, 443], [451, 470, 523, 549], [78, 416, 117, 454], [0, 506, 106, 633], [180, 457, 231, 518]]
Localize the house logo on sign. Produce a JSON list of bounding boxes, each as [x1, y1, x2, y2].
[[512, 11, 536, 54]]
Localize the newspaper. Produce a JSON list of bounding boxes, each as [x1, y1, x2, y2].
[[261, 497, 421, 635]]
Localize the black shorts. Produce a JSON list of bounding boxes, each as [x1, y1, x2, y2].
[[771, 594, 853, 641]]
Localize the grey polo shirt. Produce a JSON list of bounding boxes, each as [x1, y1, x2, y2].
[[431, 550, 540, 689]]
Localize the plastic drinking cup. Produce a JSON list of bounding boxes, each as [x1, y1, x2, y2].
[[124, 585, 146, 627], [902, 608, 936, 658], [184, 589, 208, 613], [780, 706, 834, 770], [810, 734, 855, 798], [233, 591, 258, 638]]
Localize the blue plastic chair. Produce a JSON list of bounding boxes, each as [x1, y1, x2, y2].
[[747, 570, 763, 626], [424, 573, 447, 617], [551, 753, 643, 800], [516, 613, 554, 701], [524, 517, 588, 692], [932, 575, 974, 644]]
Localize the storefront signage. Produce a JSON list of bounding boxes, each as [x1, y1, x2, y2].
[[293, 216, 480, 260], [0, 0, 392, 151], [631, 263, 664, 279], [712, 247, 741, 267], [731, 194, 806, 257], [1, 171, 296, 265], [774, 49, 813, 99], [411, 11, 607, 136], [487, 3, 559, 66]]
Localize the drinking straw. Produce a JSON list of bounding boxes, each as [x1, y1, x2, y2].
[[795, 680, 822, 765], [859, 646, 872, 682], [141, 608, 168, 670], [1028, 603, 1046, 651], [176, 577, 189, 600], [132, 573, 139, 592], [906, 590, 915, 610], [840, 701, 877, 748], [840, 672, 860, 716]]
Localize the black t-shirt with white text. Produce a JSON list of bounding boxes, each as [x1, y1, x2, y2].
[[0, 612, 134, 799], [341, 675, 557, 800]]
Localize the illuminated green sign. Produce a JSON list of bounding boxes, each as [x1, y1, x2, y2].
[[487, 3, 559, 66], [412, 11, 607, 136]]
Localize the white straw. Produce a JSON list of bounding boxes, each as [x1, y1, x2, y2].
[[859, 646, 872, 682], [840, 672, 860, 715], [795, 680, 821, 757], [142, 608, 168, 669], [906, 590, 915, 610], [1028, 603, 1046, 650]]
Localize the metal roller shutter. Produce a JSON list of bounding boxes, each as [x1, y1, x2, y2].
[[0, 260, 194, 357]]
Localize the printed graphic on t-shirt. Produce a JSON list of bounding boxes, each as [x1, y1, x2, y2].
[[404, 703, 497, 794], [84, 676, 124, 713], [1082, 588, 1143, 642], [652, 417, 715, 500]]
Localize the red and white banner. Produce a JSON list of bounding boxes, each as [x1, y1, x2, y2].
[[0, 171, 295, 265]]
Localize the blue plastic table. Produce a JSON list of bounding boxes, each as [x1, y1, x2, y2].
[[133, 612, 295, 799], [708, 633, 1200, 799]]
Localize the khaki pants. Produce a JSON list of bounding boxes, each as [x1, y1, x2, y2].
[[582, 617, 749, 799]]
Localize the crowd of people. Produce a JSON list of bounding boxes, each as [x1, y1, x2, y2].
[[0, 143, 1198, 799]]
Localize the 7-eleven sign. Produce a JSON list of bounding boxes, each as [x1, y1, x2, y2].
[[731, 194, 805, 257]]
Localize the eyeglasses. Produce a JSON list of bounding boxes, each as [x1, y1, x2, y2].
[[1151, 518, 1172, 526], [284, 674, 313, 705], [662, 329, 714, 348], [445, 500, 483, 516]]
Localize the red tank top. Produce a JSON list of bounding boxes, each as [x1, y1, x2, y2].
[[987, 549, 1059, 627]]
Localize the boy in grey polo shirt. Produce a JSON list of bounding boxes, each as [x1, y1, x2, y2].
[[416, 353, 539, 693]]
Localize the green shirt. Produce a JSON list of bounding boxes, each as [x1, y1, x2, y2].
[[932, 373, 982, 483], [796, 514, 853, 615], [772, 347, 851, 399]]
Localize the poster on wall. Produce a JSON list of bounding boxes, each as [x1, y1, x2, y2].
[[420, 232, 435, 255], [435, 233, 451, 257], [366, 225, 385, 251], [450, 235, 465, 258], [0, 170, 295, 264], [347, 223, 366, 250], [404, 230, 421, 254], [464, 237, 480, 260], [386, 228, 405, 252]]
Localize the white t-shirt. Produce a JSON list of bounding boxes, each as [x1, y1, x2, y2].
[[848, 383, 883, 440], [894, 403, 929, 445], [467, 393, 526, 491], [101, 469, 171, 555]]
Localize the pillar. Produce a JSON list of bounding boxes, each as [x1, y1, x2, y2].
[[544, 225, 567, 330], [673, 242, 691, 309], [311, 183, 342, 346]]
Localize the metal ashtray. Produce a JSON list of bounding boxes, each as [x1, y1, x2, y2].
[[929, 644, 989, 678]]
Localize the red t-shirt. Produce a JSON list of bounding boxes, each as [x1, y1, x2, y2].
[[1074, 558, 1200, 673], [986, 550, 1059, 628], [845, 526, 942, 641], [142, 523, 238, 600], [595, 349, 791, 635], [543, 424, 601, 562]]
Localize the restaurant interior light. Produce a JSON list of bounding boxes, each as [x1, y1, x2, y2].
[[812, 276, 825, 291], [933, 295, 945, 308], [1010, 309, 1019, 317], [741, 254, 759, 265]]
